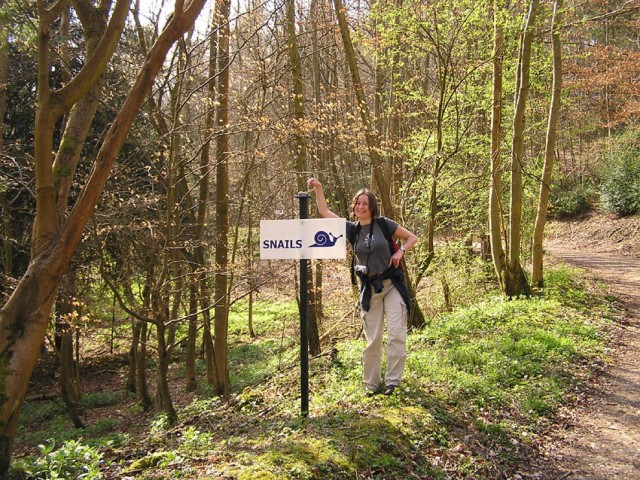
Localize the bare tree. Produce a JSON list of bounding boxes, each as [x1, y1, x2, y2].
[[53, 0, 113, 430], [490, 0, 538, 297], [332, 0, 394, 217], [532, 0, 563, 287], [286, 0, 321, 355], [505, 0, 538, 297], [0, 0, 10, 278], [489, 0, 507, 290], [213, 0, 231, 399], [0, 0, 207, 470]]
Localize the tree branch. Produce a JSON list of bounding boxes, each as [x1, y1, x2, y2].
[[52, 0, 131, 113]]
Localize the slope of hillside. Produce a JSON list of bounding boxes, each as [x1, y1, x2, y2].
[[546, 210, 640, 257]]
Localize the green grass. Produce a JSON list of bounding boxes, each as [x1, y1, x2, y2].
[[12, 265, 616, 479], [16, 391, 130, 452], [229, 299, 299, 338]]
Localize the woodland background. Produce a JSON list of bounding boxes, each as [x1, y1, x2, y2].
[[0, 0, 639, 477]]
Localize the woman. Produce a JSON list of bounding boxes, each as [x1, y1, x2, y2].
[[307, 178, 418, 396]]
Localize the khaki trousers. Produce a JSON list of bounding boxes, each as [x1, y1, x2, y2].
[[361, 279, 408, 391]]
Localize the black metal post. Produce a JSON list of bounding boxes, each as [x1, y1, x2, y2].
[[295, 192, 310, 417]]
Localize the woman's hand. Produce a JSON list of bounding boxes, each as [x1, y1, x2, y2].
[[307, 178, 338, 218], [307, 177, 322, 189], [389, 249, 405, 268], [388, 225, 418, 268]]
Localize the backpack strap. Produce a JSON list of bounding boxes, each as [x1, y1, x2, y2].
[[348, 221, 361, 285], [347, 221, 360, 247], [376, 217, 399, 254], [377, 217, 404, 274]]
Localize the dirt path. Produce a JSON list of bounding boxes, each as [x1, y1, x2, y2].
[[528, 243, 640, 479]]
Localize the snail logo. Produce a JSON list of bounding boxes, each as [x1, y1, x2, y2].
[[309, 230, 343, 247]]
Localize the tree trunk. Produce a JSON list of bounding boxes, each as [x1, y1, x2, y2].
[[137, 23, 204, 392], [51, 1, 110, 426], [185, 279, 198, 391], [165, 271, 182, 363], [162, 38, 188, 370], [136, 319, 152, 410], [0, 7, 9, 278], [59, 330, 84, 428], [56, 270, 84, 428], [314, 261, 324, 331], [532, 0, 563, 287], [0, 193, 11, 279], [214, 0, 231, 399], [286, 0, 321, 356], [191, 2, 218, 386], [287, 0, 308, 189], [0, 265, 59, 473], [154, 320, 177, 423], [127, 318, 139, 393], [202, 304, 217, 386], [54, 3, 108, 219], [489, 0, 507, 291], [333, 0, 426, 327], [247, 212, 256, 338], [0, 0, 207, 470], [309, 0, 328, 344], [0, 6, 6, 153], [0, 0, 132, 468], [332, 0, 394, 218], [506, 0, 538, 297], [129, 269, 152, 409]]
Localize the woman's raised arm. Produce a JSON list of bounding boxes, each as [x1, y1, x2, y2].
[[307, 178, 339, 218]]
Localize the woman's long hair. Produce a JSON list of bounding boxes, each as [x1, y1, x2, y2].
[[350, 189, 379, 219]]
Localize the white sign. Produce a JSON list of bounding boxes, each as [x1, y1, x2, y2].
[[260, 218, 346, 260]]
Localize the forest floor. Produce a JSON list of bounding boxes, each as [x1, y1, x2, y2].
[[13, 210, 640, 479], [526, 210, 640, 479]]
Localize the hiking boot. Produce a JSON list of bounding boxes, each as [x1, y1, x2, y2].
[[366, 386, 384, 397], [384, 385, 398, 395]]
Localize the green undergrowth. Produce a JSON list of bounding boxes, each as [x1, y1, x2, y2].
[[11, 265, 617, 479]]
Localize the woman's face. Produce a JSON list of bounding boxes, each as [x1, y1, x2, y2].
[[353, 194, 372, 222]]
